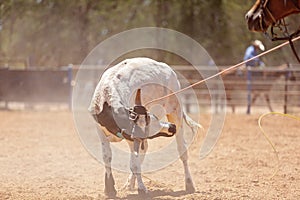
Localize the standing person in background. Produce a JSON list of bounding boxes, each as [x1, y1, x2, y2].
[[243, 40, 265, 114]]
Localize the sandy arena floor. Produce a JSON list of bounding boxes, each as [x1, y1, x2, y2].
[[0, 110, 299, 199]]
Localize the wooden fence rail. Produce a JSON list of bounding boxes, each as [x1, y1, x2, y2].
[[0, 64, 300, 113], [0, 67, 72, 108]]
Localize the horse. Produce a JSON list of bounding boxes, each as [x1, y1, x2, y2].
[[88, 57, 201, 197], [246, 0, 300, 32]]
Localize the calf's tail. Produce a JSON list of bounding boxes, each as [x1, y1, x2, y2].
[[183, 112, 203, 134]]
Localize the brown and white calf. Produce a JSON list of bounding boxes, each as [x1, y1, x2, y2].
[[89, 57, 201, 197]]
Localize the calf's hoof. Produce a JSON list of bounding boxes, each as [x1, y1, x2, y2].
[[104, 187, 117, 198], [186, 185, 195, 193], [138, 188, 148, 196], [123, 182, 135, 191], [105, 173, 117, 197], [185, 178, 195, 193]]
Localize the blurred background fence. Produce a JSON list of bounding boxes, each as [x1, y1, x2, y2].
[[0, 66, 72, 110], [0, 64, 300, 114]]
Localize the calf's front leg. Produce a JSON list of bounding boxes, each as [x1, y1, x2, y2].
[[98, 128, 117, 197], [128, 140, 148, 195], [124, 140, 148, 191]]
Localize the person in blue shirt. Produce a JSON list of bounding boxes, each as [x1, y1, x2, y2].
[[243, 40, 265, 114], [243, 40, 265, 67]]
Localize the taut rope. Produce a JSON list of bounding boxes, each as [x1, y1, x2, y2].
[[145, 35, 300, 106]]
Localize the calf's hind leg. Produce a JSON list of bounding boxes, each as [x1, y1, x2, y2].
[[167, 113, 195, 193]]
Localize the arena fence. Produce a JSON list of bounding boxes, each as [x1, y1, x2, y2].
[[0, 64, 299, 114], [173, 64, 300, 114], [0, 66, 72, 109]]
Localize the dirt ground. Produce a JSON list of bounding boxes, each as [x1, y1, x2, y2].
[[0, 110, 299, 199]]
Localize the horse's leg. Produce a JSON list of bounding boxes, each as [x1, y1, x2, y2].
[[123, 140, 148, 191], [97, 128, 117, 197], [127, 140, 148, 195], [264, 93, 273, 112], [247, 92, 259, 114], [167, 113, 195, 193], [252, 92, 259, 105], [227, 94, 235, 113]]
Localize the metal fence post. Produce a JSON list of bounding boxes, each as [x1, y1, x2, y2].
[[246, 66, 252, 114], [68, 64, 73, 110], [284, 63, 291, 114]]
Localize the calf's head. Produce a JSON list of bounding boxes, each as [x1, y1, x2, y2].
[[93, 88, 176, 140]]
